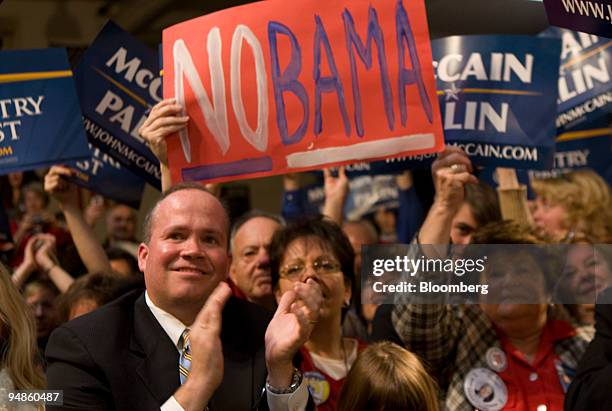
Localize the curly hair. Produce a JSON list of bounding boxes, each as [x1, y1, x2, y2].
[[532, 169, 612, 240]]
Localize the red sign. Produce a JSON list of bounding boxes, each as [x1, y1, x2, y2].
[[163, 0, 444, 183]]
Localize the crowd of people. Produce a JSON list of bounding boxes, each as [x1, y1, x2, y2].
[[0, 97, 611, 411]]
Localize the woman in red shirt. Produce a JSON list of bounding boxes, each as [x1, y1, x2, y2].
[[269, 217, 366, 410]]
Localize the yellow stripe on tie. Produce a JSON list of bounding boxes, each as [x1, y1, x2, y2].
[[556, 128, 611, 142], [0, 70, 72, 84], [179, 365, 189, 376], [92, 67, 149, 108]]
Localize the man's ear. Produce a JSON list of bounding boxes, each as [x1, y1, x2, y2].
[[137, 243, 148, 273]]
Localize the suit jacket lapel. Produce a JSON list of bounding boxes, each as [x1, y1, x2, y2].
[[128, 295, 180, 404]]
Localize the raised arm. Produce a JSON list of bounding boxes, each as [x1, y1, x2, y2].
[[392, 147, 476, 375], [12, 235, 39, 288], [418, 150, 477, 247], [34, 233, 74, 293], [44, 166, 112, 274], [322, 167, 349, 226]]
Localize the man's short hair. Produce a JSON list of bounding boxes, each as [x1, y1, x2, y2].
[[229, 210, 285, 252], [142, 183, 229, 244]]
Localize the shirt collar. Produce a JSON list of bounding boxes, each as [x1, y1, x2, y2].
[[145, 291, 188, 352]]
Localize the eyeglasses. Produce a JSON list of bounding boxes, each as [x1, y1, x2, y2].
[[279, 257, 341, 280]]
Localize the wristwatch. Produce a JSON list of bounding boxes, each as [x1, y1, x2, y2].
[[265, 368, 303, 395]]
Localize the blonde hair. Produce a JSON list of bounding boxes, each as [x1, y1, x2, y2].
[[0, 264, 46, 390], [532, 169, 612, 240], [337, 342, 439, 411]]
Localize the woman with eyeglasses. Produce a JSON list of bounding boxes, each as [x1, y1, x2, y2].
[[269, 216, 366, 411]]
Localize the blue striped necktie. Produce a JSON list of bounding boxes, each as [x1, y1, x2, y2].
[[179, 329, 191, 385]]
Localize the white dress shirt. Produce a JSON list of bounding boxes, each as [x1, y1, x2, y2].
[[145, 292, 308, 411]]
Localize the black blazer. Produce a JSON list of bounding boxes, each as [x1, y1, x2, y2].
[[565, 287, 612, 411], [46, 290, 271, 410]]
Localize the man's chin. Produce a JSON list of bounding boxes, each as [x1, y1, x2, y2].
[[171, 281, 219, 302], [254, 282, 273, 294]]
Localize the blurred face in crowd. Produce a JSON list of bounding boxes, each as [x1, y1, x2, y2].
[[23, 189, 46, 214], [8, 172, 23, 188], [450, 203, 478, 245], [342, 221, 377, 279], [107, 205, 137, 241], [479, 251, 547, 338], [138, 189, 229, 321], [532, 197, 569, 238], [25, 286, 59, 338], [373, 208, 396, 236], [229, 217, 280, 305], [343, 221, 378, 320], [276, 237, 350, 322], [561, 244, 612, 303]]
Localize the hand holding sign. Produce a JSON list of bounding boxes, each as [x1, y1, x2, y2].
[[163, 0, 444, 184], [432, 162, 478, 215], [431, 147, 473, 190], [44, 166, 79, 210], [139, 98, 189, 190], [138, 98, 189, 166]]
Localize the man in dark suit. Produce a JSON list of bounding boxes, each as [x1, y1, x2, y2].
[[565, 287, 612, 411], [46, 181, 321, 410]]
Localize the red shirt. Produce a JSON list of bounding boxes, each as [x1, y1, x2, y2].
[[299, 340, 367, 411], [496, 320, 576, 411]]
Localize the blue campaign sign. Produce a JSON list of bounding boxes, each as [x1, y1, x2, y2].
[[304, 174, 399, 220], [74, 21, 162, 189], [539, 27, 611, 137], [431, 35, 562, 169], [65, 144, 146, 209], [0, 48, 90, 174]]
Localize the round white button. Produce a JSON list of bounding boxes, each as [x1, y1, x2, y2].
[[529, 372, 538, 381], [537, 405, 547, 411]]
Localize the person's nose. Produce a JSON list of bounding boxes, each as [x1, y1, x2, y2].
[[299, 262, 320, 284], [532, 207, 543, 223], [256, 248, 270, 268], [180, 236, 205, 259]]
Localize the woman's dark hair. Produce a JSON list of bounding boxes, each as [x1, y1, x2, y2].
[[269, 216, 355, 291]]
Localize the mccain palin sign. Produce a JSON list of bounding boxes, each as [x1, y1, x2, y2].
[[431, 35, 562, 169], [74, 21, 162, 189]]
